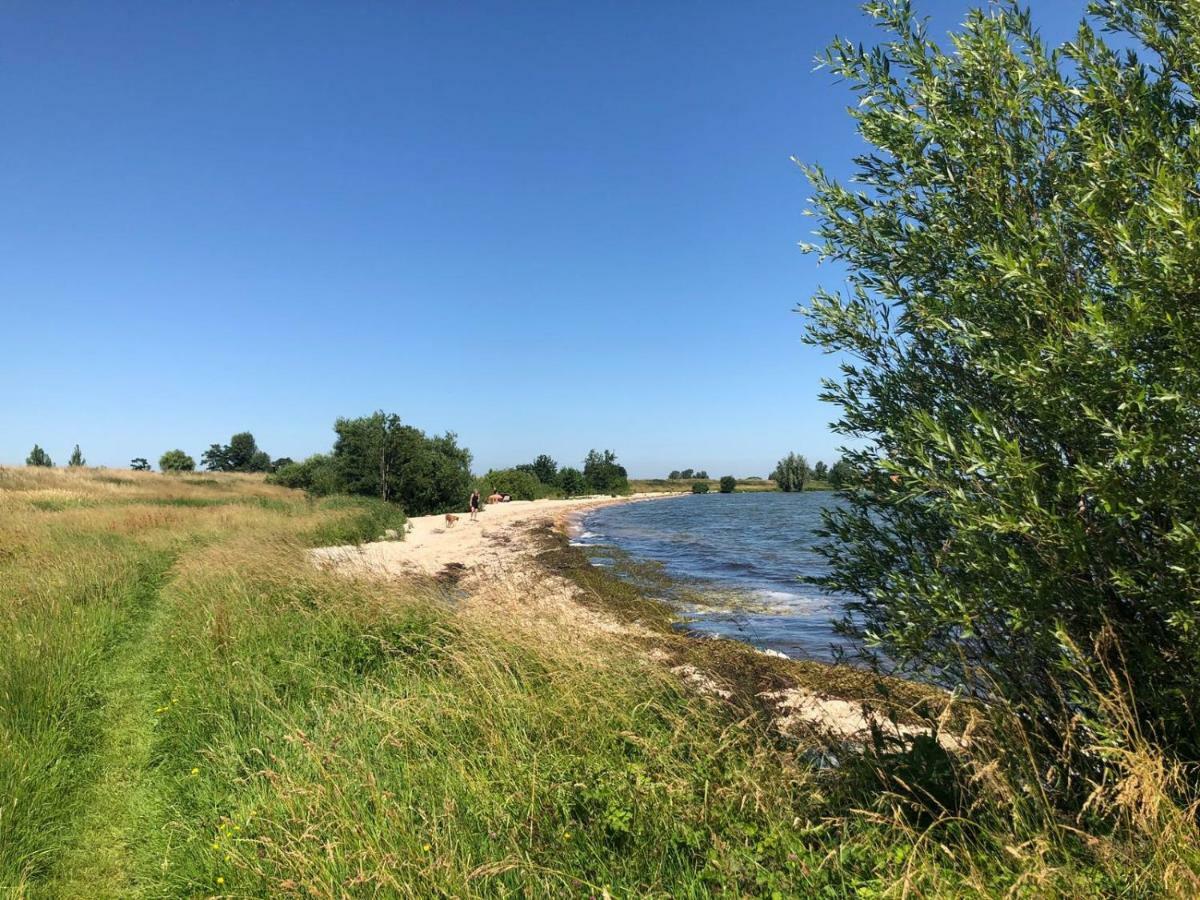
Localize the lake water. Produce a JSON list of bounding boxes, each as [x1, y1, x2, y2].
[[572, 491, 854, 660]]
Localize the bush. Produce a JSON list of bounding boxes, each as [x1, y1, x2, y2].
[[803, 2, 1200, 767], [268, 454, 342, 496], [477, 468, 547, 502], [158, 450, 195, 472], [130, 458, 151, 472], [691, 482, 709, 494], [306, 496, 408, 546], [718, 476, 736, 493]]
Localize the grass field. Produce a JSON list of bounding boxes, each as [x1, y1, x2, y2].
[[2, 467, 1195, 897]]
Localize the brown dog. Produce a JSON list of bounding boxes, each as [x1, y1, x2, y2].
[[444, 513, 459, 528]]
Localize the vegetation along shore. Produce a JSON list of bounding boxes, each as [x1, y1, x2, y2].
[[3, 464, 1198, 895]]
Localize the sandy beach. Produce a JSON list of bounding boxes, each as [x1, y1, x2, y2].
[[310, 492, 683, 581]]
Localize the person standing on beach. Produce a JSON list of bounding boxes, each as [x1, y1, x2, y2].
[[469, 489, 481, 522]]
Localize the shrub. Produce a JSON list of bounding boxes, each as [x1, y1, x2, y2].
[[26, 445, 53, 467], [268, 454, 342, 496], [158, 450, 195, 472], [802, 2, 1200, 768], [691, 482, 709, 494], [477, 468, 545, 502], [718, 476, 736, 493]]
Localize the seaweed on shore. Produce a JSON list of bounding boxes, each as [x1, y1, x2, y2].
[[531, 524, 956, 732]]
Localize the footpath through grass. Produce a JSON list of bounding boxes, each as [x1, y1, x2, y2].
[[1, 467, 1195, 897]]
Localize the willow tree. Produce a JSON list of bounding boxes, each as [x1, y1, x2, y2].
[[803, 1, 1200, 765]]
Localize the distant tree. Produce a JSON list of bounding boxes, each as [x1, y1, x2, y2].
[[771, 453, 809, 492], [26, 445, 53, 467], [249, 450, 272, 473], [695, 470, 709, 480], [531, 454, 558, 485], [332, 411, 472, 515], [827, 458, 856, 489], [668, 470, 682, 480], [558, 467, 587, 498], [130, 458, 151, 471], [813, 461, 828, 481], [271, 457, 294, 472], [680, 468, 695, 480], [691, 481, 710, 494], [159, 449, 196, 472], [67, 444, 85, 467], [719, 475, 736, 493], [582, 449, 628, 495], [202, 432, 272, 472]]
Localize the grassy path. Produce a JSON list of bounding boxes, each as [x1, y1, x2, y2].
[[41, 551, 178, 899]]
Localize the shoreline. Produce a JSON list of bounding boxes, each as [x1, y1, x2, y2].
[[310, 490, 686, 580], [314, 489, 955, 746]]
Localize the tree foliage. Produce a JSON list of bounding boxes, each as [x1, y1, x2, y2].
[[67, 445, 85, 467], [531, 454, 558, 485], [828, 458, 856, 489], [802, 1, 1200, 764], [130, 458, 151, 472], [269, 454, 342, 496], [583, 449, 629, 495], [771, 453, 809, 492], [26, 445, 53, 467], [331, 412, 473, 516], [719, 475, 737, 493], [202, 432, 273, 473], [813, 461, 829, 482], [478, 468, 544, 501], [691, 482, 710, 494], [159, 450, 195, 472], [558, 467, 587, 497]]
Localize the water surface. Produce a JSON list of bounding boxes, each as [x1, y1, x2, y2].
[[573, 492, 853, 660]]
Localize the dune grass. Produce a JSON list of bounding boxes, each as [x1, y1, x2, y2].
[[1, 467, 1196, 896]]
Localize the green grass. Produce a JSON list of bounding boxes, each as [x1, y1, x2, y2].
[[1, 467, 1195, 897]]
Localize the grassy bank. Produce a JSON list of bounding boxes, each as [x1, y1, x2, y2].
[[2, 467, 1195, 896]]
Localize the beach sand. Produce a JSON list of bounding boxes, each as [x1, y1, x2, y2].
[[312, 491, 958, 747], [310, 492, 681, 580]]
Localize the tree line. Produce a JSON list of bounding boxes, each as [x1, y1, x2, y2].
[[477, 448, 628, 501]]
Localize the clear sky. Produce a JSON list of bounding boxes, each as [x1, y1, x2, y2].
[[1, 1, 1091, 477]]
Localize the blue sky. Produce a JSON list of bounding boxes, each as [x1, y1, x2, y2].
[[1, 1, 1091, 477]]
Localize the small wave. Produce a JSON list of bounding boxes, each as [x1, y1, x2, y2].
[[753, 589, 803, 603]]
